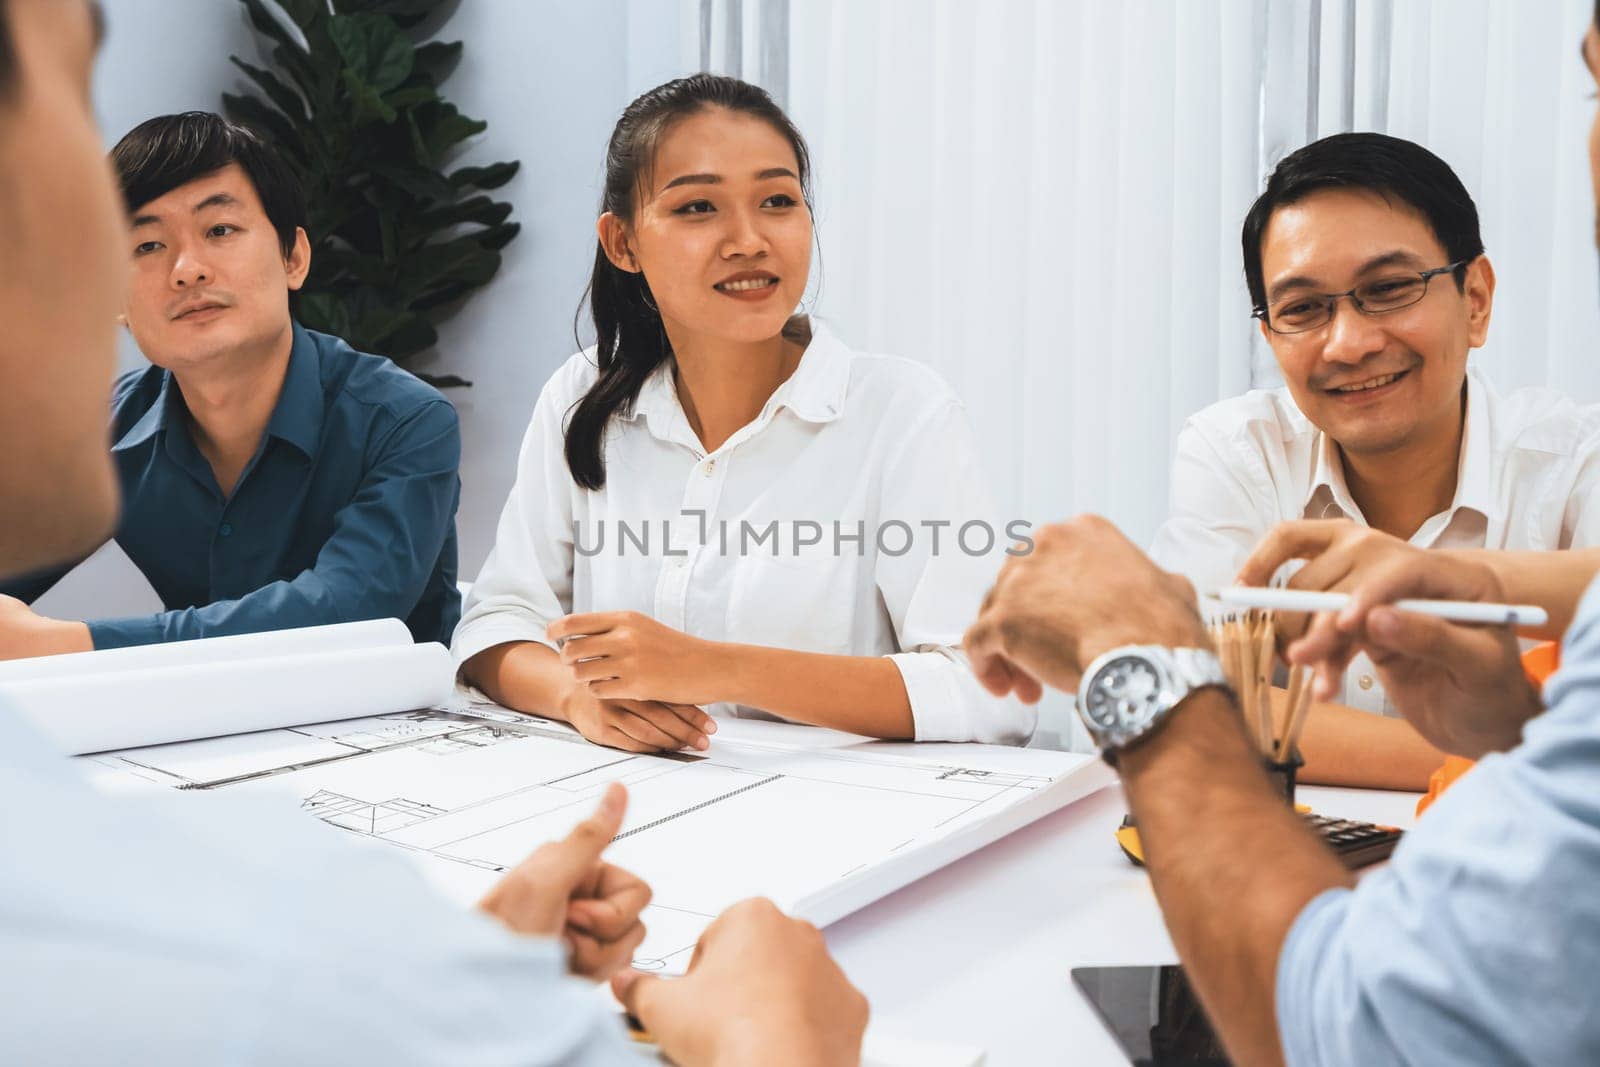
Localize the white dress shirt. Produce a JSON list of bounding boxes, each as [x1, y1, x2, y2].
[[1150, 366, 1600, 715], [0, 702, 634, 1064], [454, 320, 1031, 744]]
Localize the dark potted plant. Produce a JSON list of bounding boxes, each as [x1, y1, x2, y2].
[[224, 0, 520, 386]]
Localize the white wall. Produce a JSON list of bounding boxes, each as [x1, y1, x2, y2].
[[41, 0, 691, 620], [394, 0, 634, 579]]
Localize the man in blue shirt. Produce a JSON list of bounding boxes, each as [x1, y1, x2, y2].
[[0, 2, 867, 1063], [1251, 524, 1600, 1064], [0, 110, 461, 654], [968, 515, 1600, 1065]]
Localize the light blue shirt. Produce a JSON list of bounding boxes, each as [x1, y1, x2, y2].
[[0, 706, 636, 1064], [1276, 576, 1600, 1065]]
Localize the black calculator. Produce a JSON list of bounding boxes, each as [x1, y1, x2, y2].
[[1299, 811, 1403, 868], [1117, 811, 1402, 869]]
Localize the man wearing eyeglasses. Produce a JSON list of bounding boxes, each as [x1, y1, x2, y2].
[[1150, 132, 1600, 790]]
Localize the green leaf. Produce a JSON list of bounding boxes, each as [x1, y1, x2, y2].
[[413, 195, 513, 231], [304, 245, 358, 281], [335, 0, 441, 30], [301, 21, 346, 95], [478, 221, 521, 252], [241, 0, 312, 79], [376, 0, 442, 19], [400, 235, 501, 294], [270, 42, 323, 105], [295, 290, 354, 340], [369, 161, 454, 202], [230, 57, 309, 124], [412, 40, 462, 83], [274, 0, 327, 28], [353, 305, 412, 346], [416, 372, 472, 388], [312, 245, 395, 287], [379, 210, 398, 262], [411, 282, 473, 311], [222, 91, 309, 161], [242, 0, 301, 44], [408, 100, 485, 163], [232, 0, 511, 378], [449, 160, 519, 190], [375, 311, 440, 358], [382, 86, 439, 110], [341, 69, 399, 124], [328, 12, 415, 94], [416, 262, 501, 305]]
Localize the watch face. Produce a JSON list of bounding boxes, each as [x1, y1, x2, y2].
[[1084, 655, 1163, 731]]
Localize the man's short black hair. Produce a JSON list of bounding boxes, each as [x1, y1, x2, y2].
[[1241, 132, 1484, 310], [110, 111, 307, 258]]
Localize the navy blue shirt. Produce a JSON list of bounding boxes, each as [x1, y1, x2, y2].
[[3, 323, 461, 647]]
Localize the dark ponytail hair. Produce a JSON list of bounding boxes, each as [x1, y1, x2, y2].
[[565, 73, 813, 490]]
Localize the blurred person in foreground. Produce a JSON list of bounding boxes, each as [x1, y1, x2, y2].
[[0, 2, 865, 1063]]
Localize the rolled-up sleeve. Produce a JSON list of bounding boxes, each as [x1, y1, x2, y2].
[[452, 380, 575, 665], [877, 399, 1033, 744], [87, 399, 462, 648], [1562, 427, 1600, 549]]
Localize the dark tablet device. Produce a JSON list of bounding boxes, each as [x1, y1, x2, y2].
[[1071, 965, 1231, 1066]]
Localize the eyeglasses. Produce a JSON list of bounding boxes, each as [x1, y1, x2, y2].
[[1252, 259, 1470, 334]]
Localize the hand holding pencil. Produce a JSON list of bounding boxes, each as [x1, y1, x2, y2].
[[1235, 519, 1544, 760]]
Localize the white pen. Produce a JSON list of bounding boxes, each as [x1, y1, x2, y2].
[[1210, 586, 1549, 629]]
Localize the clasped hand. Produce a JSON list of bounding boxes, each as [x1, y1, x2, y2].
[[549, 611, 722, 753]]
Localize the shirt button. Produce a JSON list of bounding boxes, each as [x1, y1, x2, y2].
[[1358, 675, 1374, 691], [703, 459, 716, 477], [219, 523, 234, 538]]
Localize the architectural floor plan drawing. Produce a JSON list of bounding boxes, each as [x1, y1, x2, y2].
[[79, 706, 536, 791], [82, 701, 1103, 973]]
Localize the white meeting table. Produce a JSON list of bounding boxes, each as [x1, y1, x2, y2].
[[826, 778, 1422, 1066]]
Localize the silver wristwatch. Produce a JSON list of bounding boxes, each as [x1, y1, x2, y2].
[[1075, 645, 1229, 765]]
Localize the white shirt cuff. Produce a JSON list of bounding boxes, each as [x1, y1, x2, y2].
[[888, 649, 1034, 744], [450, 613, 560, 668]]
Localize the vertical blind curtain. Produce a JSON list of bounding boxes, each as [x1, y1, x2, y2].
[[695, 0, 1600, 749], [1335, 0, 1600, 402], [697, 0, 792, 105], [781, 1, 1269, 546]]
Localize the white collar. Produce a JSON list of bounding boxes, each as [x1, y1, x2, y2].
[[622, 317, 852, 435], [1301, 366, 1497, 524]]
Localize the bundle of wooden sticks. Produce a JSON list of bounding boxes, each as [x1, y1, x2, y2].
[[1206, 609, 1314, 763]]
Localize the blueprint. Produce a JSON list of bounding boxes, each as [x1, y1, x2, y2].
[[4, 619, 452, 756], [82, 700, 1105, 973]]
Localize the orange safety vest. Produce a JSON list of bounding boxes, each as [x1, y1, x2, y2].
[[1415, 642, 1560, 815]]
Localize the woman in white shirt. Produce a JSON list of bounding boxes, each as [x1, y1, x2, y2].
[[454, 74, 1029, 751]]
